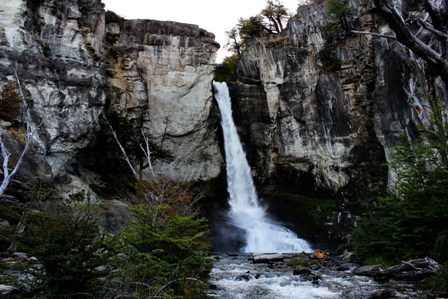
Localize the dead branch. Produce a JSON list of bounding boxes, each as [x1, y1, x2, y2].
[[103, 115, 138, 179], [350, 30, 397, 40], [0, 69, 32, 196]]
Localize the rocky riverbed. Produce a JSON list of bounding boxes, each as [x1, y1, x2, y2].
[[0, 249, 443, 298], [207, 252, 440, 299]]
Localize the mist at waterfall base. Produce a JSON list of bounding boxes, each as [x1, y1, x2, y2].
[[212, 81, 312, 254]]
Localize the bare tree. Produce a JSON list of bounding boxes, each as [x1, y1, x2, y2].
[[103, 115, 139, 179], [104, 114, 160, 180], [139, 131, 155, 178], [373, 0, 448, 88], [0, 70, 33, 197]]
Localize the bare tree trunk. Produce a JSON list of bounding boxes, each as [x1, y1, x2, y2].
[[103, 115, 139, 179], [0, 70, 32, 197], [139, 131, 155, 178], [373, 0, 448, 87]]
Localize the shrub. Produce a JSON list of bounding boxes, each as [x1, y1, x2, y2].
[[214, 54, 239, 82], [318, 0, 354, 70], [0, 81, 21, 123], [106, 178, 211, 298], [105, 10, 125, 26], [8, 201, 111, 298], [425, 262, 448, 297]]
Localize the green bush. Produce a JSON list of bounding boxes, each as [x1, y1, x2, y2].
[[105, 10, 125, 26], [425, 262, 448, 297], [110, 205, 210, 297], [9, 201, 111, 298], [214, 54, 239, 82], [2, 171, 211, 298], [105, 178, 211, 298], [318, 0, 354, 70]]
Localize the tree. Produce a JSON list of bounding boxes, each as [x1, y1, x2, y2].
[[225, 27, 243, 57], [0, 71, 33, 197], [260, 0, 290, 34], [103, 111, 171, 180], [224, 0, 290, 57], [353, 96, 448, 263], [7, 200, 111, 298], [319, 0, 355, 70], [214, 54, 239, 82], [105, 178, 211, 298], [372, 0, 448, 89]]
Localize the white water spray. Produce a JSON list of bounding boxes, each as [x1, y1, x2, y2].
[[213, 81, 312, 253]]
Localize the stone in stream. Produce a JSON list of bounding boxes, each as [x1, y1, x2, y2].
[[292, 266, 312, 276], [252, 253, 285, 264], [354, 257, 440, 282]]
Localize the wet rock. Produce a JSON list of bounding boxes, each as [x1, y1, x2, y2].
[[0, 284, 18, 295], [336, 264, 352, 271], [339, 251, 360, 263], [252, 253, 285, 264], [353, 258, 440, 282], [353, 264, 385, 279], [382, 257, 440, 281], [367, 288, 397, 299], [0, 220, 9, 229], [292, 266, 312, 276], [11, 252, 28, 260], [236, 274, 251, 281]]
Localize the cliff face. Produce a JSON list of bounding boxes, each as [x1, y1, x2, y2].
[[0, 0, 108, 194], [0, 0, 222, 198], [0, 0, 436, 200], [106, 19, 222, 181], [232, 0, 431, 194]]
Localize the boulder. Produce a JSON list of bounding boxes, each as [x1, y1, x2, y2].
[[382, 257, 440, 281], [252, 253, 285, 263]]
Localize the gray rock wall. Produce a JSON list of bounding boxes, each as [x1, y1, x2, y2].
[[0, 0, 107, 188], [0, 0, 223, 199], [232, 1, 431, 194], [106, 19, 222, 181]]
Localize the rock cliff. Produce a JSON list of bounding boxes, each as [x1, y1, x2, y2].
[[0, 0, 440, 202], [0, 0, 222, 200], [232, 0, 433, 195], [105, 18, 222, 181]]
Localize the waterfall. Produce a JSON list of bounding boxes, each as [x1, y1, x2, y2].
[[213, 81, 312, 253]]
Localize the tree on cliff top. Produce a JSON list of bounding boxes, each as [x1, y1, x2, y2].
[[224, 0, 291, 57]]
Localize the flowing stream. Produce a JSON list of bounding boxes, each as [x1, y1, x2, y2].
[[213, 81, 311, 253]]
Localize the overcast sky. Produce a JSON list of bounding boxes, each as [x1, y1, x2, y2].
[[102, 0, 302, 62]]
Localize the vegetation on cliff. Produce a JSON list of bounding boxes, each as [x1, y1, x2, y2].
[[214, 0, 290, 82], [353, 96, 448, 294]]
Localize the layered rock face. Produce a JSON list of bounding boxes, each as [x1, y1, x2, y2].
[[233, 0, 431, 194], [0, 0, 435, 200], [106, 19, 222, 181], [0, 0, 222, 198], [0, 0, 107, 190]]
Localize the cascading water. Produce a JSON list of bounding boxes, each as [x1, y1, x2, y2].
[[213, 81, 312, 253]]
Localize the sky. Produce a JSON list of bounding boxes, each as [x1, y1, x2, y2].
[[101, 0, 302, 62]]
